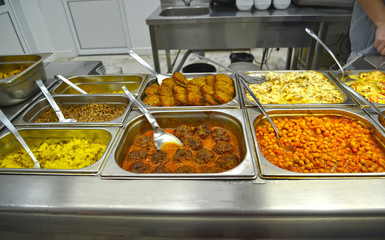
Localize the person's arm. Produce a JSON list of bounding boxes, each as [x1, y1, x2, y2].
[[358, 0, 385, 55]]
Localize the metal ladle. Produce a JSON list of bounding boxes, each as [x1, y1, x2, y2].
[[305, 28, 347, 78], [55, 75, 88, 94], [0, 109, 41, 168], [191, 54, 287, 151], [36, 79, 77, 123], [128, 50, 171, 85], [121, 86, 183, 150]]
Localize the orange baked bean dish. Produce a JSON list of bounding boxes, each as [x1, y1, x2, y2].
[[255, 116, 385, 173], [122, 124, 241, 173]]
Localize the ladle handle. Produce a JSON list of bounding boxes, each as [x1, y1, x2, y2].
[[236, 73, 281, 138], [128, 50, 159, 76], [305, 28, 345, 77], [36, 79, 66, 122], [55, 75, 88, 94], [0, 109, 40, 168], [121, 86, 160, 131]]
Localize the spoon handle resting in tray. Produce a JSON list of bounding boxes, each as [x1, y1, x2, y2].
[[0, 109, 41, 168]]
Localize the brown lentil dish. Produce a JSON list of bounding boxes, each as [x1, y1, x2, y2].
[[256, 115, 385, 173], [34, 103, 126, 123], [142, 72, 235, 107], [122, 125, 241, 173]]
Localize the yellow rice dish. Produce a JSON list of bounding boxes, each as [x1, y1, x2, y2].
[[246, 71, 345, 104], [0, 138, 107, 169]]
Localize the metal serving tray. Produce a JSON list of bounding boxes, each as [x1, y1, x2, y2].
[[363, 108, 385, 134], [136, 73, 241, 110], [101, 109, 257, 179], [0, 53, 51, 107], [13, 94, 132, 127], [246, 107, 385, 179], [241, 70, 356, 108], [0, 127, 119, 175], [329, 70, 385, 108], [51, 74, 147, 95]]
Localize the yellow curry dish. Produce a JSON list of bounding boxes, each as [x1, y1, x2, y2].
[[246, 71, 345, 104], [345, 70, 385, 104]]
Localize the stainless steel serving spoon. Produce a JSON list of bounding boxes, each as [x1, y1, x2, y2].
[[0, 109, 41, 168], [191, 54, 287, 151], [128, 50, 171, 85], [305, 28, 347, 78], [36, 79, 77, 123], [55, 75, 88, 94], [121, 86, 183, 150]]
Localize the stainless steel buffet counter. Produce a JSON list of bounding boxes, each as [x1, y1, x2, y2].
[[1, 61, 385, 239], [146, 3, 353, 73]]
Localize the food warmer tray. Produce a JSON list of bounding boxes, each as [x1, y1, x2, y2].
[[101, 109, 257, 179], [329, 70, 385, 108], [0, 53, 52, 107], [363, 107, 385, 134], [51, 74, 147, 95], [136, 73, 241, 110], [13, 94, 132, 127], [246, 107, 385, 179], [0, 126, 119, 175], [240, 70, 356, 108]]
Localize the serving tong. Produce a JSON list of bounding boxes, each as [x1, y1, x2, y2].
[[193, 54, 288, 151]]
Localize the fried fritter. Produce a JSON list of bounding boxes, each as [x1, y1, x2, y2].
[[202, 92, 219, 105], [214, 90, 233, 104], [173, 85, 186, 95], [144, 84, 160, 96], [186, 84, 201, 94], [160, 95, 176, 106], [189, 77, 206, 88], [214, 82, 235, 97], [159, 85, 173, 96], [175, 93, 188, 106], [201, 84, 214, 95], [161, 78, 176, 88], [215, 74, 233, 85], [187, 91, 204, 106], [206, 75, 215, 86], [142, 95, 160, 106], [173, 72, 189, 87]]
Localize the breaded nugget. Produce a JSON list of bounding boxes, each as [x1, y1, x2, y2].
[[214, 82, 235, 97], [160, 95, 176, 106], [173, 85, 186, 95], [187, 91, 204, 106], [201, 84, 214, 95], [215, 74, 233, 85], [206, 75, 215, 86], [186, 84, 201, 94], [214, 90, 233, 104], [189, 77, 206, 88], [173, 72, 189, 87], [202, 92, 219, 105], [161, 78, 176, 88], [143, 95, 160, 106], [159, 85, 173, 96], [175, 93, 188, 106], [144, 84, 160, 96]]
